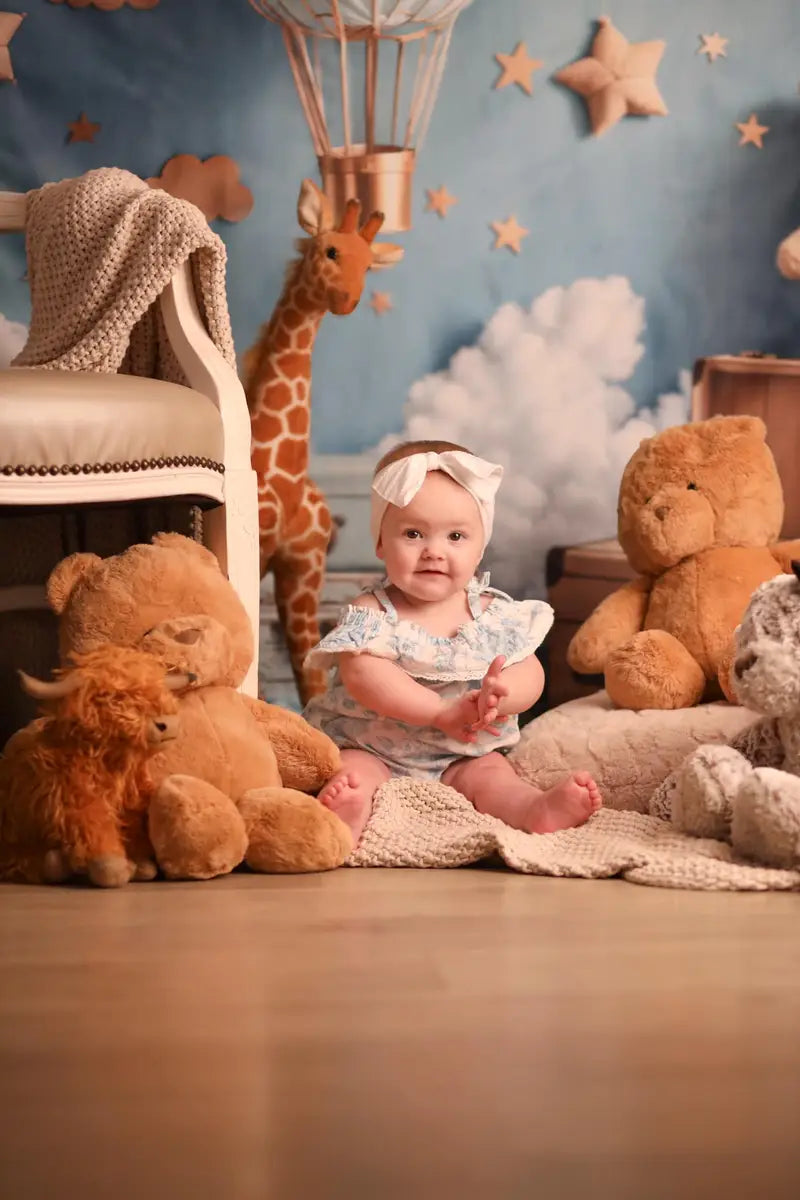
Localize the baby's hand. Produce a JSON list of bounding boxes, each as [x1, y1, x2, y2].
[[433, 692, 484, 743], [473, 655, 510, 728]]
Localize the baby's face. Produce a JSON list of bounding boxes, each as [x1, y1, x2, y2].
[[377, 471, 484, 603]]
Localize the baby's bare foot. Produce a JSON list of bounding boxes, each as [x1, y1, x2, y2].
[[318, 770, 373, 841], [525, 771, 602, 834]]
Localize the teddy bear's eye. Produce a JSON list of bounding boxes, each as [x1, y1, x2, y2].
[[687, 482, 698, 490]]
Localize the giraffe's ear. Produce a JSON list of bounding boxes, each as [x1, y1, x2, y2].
[[370, 241, 404, 271], [297, 178, 334, 236]]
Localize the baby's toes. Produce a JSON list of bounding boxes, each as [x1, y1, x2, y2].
[[588, 785, 602, 811], [573, 770, 594, 789]]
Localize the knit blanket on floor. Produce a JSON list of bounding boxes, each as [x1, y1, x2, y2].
[[13, 167, 236, 384], [348, 779, 800, 892]]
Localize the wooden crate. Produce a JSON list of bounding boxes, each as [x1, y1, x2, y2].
[[692, 354, 800, 536], [545, 539, 636, 708]]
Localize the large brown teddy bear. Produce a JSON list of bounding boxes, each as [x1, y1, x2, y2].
[[43, 533, 350, 878], [567, 416, 800, 710]]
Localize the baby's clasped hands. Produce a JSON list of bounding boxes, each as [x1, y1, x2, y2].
[[432, 655, 510, 743]]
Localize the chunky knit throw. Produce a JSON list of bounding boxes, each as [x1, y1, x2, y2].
[[13, 167, 236, 384], [349, 778, 800, 891]]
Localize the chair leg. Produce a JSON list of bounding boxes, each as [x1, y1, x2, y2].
[[203, 466, 261, 697]]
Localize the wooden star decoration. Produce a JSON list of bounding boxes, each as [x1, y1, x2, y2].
[[0, 11, 25, 83], [67, 112, 101, 144], [490, 215, 529, 255], [698, 33, 728, 63], [554, 16, 668, 137], [736, 113, 769, 149], [370, 291, 392, 316], [425, 185, 458, 219], [494, 41, 543, 95]]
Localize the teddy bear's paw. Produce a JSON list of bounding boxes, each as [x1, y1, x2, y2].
[[150, 775, 248, 880], [130, 858, 158, 882], [566, 629, 608, 676], [605, 631, 706, 710], [239, 787, 352, 874], [731, 768, 800, 868], [41, 849, 72, 884], [87, 855, 135, 888], [672, 745, 749, 839]]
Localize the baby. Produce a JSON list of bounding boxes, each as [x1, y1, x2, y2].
[[304, 439, 601, 847]]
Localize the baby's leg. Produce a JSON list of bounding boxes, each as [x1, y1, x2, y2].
[[442, 752, 601, 834], [318, 749, 391, 847]]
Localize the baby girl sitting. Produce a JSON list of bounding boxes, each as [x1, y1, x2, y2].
[[304, 440, 601, 847]]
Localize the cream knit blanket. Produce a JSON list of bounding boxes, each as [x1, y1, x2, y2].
[[13, 167, 236, 384], [349, 779, 800, 891]]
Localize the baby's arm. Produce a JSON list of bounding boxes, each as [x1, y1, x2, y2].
[[340, 654, 484, 743], [476, 654, 545, 722], [339, 653, 445, 726]]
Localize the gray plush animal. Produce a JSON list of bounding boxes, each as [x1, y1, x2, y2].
[[650, 563, 800, 867]]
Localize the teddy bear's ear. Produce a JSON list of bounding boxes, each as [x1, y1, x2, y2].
[[151, 532, 222, 572], [46, 553, 102, 615], [713, 415, 767, 441]]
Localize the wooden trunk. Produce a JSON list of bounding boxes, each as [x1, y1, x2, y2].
[[692, 354, 800, 536], [545, 539, 636, 708]]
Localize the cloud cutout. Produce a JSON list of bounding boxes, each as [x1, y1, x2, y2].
[[370, 276, 690, 598], [147, 155, 254, 224], [48, 1, 160, 11], [0, 313, 28, 368]]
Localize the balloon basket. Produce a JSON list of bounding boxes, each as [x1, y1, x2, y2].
[[318, 145, 415, 233]]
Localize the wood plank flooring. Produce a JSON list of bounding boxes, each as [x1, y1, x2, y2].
[[1, 868, 799, 1199]]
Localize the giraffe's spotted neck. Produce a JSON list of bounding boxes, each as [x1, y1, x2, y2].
[[247, 257, 328, 489]]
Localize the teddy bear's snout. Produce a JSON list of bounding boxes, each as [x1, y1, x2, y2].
[[734, 650, 757, 679]]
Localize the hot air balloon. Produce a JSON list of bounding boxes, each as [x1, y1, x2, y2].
[[247, 1, 474, 231]]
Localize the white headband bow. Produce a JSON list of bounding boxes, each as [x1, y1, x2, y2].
[[370, 450, 504, 551]]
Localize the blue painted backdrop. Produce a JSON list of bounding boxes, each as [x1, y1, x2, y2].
[[2, 0, 800, 454]]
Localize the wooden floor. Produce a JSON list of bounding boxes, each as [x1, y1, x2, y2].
[[1, 868, 799, 1200]]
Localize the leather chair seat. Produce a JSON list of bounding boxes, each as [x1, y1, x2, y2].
[[0, 368, 225, 504]]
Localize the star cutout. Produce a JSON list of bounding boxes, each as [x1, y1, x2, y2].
[[494, 41, 543, 95], [736, 113, 769, 149], [554, 16, 668, 137], [0, 11, 25, 83], [67, 112, 101, 144], [370, 291, 392, 316], [425, 185, 458, 219], [698, 33, 728, 63], [490, 215, 529, 255]]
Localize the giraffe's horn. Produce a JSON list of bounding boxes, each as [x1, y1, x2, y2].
[[359, 211, 385, 244], [338, 198, 361, 234]]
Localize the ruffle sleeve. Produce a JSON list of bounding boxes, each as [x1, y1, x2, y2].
[[481, 596, 555, 668], [304, 605, 399, 672]]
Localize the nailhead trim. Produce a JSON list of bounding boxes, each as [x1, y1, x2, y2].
[[1, 455, 224, 477]]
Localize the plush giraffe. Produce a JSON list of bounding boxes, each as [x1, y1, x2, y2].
[[244, 179, 402, 705]]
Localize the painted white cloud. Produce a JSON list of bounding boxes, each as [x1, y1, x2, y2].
[[0, 313, 27, 368], [371, 276, 690, 598]]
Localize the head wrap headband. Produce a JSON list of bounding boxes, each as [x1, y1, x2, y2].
[[370, 450, 503, 552]]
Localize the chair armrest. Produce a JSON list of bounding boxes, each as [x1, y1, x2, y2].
[[0, 191, 26, 233], [159, 260, 250, 472]]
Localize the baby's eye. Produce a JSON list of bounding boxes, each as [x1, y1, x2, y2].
[[449, 531, 465, 542], [404, 529, 421, 540]]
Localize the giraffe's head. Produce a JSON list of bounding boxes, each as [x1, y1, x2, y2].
[[294, 178, 403, 316]]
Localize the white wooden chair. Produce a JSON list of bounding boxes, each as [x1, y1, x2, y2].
[[0, 189, 260, 695]]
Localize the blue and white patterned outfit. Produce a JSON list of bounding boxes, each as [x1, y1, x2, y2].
[[303, 575, 554, 780]]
